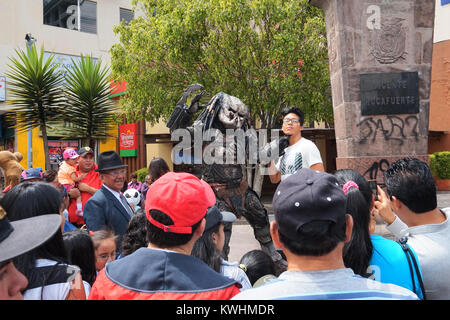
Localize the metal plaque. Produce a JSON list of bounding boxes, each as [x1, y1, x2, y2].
[[360, 72, 419, 115]]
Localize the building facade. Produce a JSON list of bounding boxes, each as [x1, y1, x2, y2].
[[0, 0, 134, 170], [429, 0, 450, 153]]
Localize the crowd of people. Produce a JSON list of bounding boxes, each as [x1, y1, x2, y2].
[[0, 112, 449, 300]]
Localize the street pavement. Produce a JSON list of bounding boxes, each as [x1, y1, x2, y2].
[[227, 191, 450, 263]]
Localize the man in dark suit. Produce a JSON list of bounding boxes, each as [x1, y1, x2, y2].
[[83, 151, 133, 252]]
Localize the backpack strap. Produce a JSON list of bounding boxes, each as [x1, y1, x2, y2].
[[397, 237, 427, 300]]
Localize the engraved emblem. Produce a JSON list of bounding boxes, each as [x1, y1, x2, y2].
[[370, 17, 406, 64]]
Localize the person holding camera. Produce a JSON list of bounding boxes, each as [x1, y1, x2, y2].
[[268, 107, 324, 184], [375, 158, 450, 300]]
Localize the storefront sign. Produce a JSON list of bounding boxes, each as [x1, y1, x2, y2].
[[48, 140, 80, 164], [110, 80, 127, 99], [0, 76, 5, 101], [43, 52, 97, 83], [119, 123, 138, 157], [39, 120, 84, 138]]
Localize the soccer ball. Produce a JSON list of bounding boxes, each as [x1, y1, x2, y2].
[[123, 188, 141, 207]]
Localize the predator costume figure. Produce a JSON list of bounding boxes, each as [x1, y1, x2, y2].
[[167, 84, 286, 271]]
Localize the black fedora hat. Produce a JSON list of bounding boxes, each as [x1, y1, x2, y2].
[[96, 150, 128, 172]]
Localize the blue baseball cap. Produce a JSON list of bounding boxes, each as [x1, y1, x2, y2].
[[20, 168, 43, 182]]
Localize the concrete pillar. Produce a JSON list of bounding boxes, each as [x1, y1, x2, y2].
[[310, 0, 435, 181]]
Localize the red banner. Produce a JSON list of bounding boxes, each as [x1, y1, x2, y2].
[[119, 123, 137, 157]]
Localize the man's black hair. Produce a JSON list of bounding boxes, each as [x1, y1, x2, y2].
[[121, 210, 148, 257], [384, 158, 437, 213], [277, 215, 347, 257], [146, 210, 203, 247], [281, 106, 305, 126]]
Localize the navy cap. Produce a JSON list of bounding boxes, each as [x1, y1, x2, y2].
[[272, 168, 347, 241]]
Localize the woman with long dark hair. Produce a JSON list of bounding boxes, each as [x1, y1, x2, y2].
[[334, 169, 374, 277], [63, 229, 97, 292], [1, 182, 86, 300], [191, 206, 251, 290], [149, 157, 170, 183], [334, 169, 424, 299]]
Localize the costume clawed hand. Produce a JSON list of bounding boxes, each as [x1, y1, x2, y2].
[[167, 85, 286, 272]]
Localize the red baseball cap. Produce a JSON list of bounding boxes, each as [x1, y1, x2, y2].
[[145, 172, 216, 234]]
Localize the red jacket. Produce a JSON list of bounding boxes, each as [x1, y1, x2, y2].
[[89, 248, 241, 300]]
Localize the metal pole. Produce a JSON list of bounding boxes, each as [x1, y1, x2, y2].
[[25, 33, 36, 169], [27, 129, 32, 169]]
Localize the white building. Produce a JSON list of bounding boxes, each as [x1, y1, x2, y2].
[[0, 0, 133, 169]]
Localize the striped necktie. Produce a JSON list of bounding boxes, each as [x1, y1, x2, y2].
[[120, 194, 134, 216]]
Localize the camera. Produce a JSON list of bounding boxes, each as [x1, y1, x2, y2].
[[368, 179, 386, 201]]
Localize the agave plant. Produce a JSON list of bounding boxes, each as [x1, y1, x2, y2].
[[63, 55, 118, 148], [6, 44, 65, 170]]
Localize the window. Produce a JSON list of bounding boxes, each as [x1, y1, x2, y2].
[[43, 0, 97, 34], [120, 8, 134, 24]]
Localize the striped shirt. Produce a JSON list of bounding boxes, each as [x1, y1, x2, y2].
[[232, 268, 418, 300]]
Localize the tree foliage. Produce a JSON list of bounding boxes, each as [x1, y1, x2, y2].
[[62, 55, 119, 148], [110, 0, 331, 129], [6, 45, 65, 169]]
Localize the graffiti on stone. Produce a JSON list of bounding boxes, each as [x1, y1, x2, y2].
[[357, 115, 418, 145], [363, 159, 390, 181]]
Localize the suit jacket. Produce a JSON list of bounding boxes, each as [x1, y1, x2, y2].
[[83, 185, 132, 251]]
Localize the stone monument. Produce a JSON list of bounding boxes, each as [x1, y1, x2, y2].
[[310, 0, 435, 182]]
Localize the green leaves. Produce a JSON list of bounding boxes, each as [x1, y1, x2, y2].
[[6, 45, 64, 132], [6, 45, 119, 168], [6, 45, 67, 169], [62, 55, 118, 142], [111, 0, 331, 128]]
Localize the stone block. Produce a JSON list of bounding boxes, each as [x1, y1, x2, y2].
[[336, 154, 429, 182], [423, 36, 433, 64], [342, 68, 361, 102], [311, 0, 434, 161], [340, 30, 355, 68], [414, 0, 436, 28], [330, 72, 344, 108], [415, 32, 422, 65]]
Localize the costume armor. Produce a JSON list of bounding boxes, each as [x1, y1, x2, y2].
[[167, 84, 286, 271]]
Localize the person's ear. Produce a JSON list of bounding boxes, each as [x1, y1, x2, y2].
[[391, 196, 402, 212], [270, 221, 282, 249], [193, 218, 206, 240], [211, 230, 218, 246], [344, 214, 353, 243]]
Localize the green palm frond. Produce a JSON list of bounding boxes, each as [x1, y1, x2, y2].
[[6, 44, 65, 169], [62, 55, 118, 140], [5, 45, 65, 133]]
